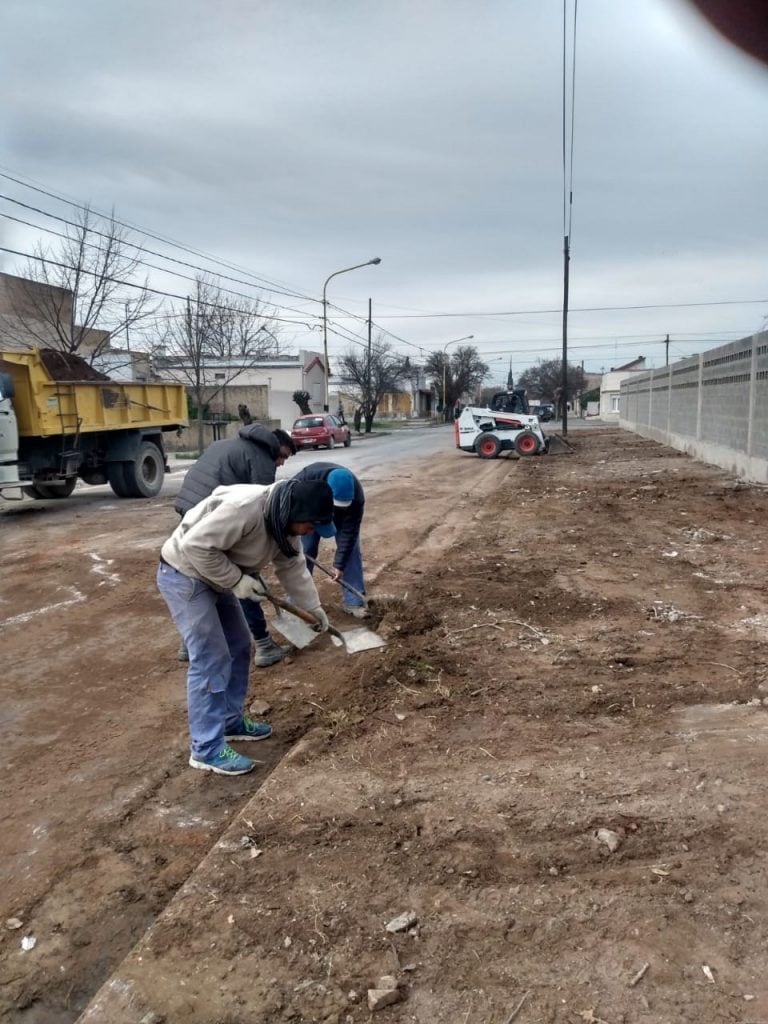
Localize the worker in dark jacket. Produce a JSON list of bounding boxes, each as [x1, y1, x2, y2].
[[292, 463, 367, 618], [174, 425, 297, 665], [175, 425, 295, 516]]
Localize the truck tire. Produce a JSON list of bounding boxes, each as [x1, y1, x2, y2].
[[475, 432, 502, 459], [23, 479, 78, 500], [515, 430, 541, 456], [121, 441, 165, 498], [107, 462, 131, 498]]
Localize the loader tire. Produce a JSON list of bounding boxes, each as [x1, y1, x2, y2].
[[475, 432, 502, 459], [514, 430, 541, 456], [121, 442, 165, 498], [23, 479, 77, 500]]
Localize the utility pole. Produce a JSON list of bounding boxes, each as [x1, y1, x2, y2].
[[125, 301, 131, 353], [561, 234, 570, 433], [366, 297, 372, 433], [664, 333, 670, 367]]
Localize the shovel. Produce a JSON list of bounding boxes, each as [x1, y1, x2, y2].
[[304, 555, 369, 608], [265, 591, 386, 655]]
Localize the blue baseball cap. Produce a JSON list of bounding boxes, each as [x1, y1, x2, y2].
[[327, 468, 355, 507]]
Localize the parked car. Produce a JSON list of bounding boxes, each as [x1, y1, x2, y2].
[[536, 403, 555, 422], [291, 414, 352, 450]]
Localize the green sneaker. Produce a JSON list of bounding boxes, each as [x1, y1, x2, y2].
[[189, 745, 256, 775], [225, 717, 273, 742]]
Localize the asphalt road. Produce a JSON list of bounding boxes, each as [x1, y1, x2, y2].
[[0, 419, 610, 519], [0, 425, 455, 518]]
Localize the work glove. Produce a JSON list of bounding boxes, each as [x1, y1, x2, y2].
[[310, 607, 330, 633], [232, 574, 268, 602]]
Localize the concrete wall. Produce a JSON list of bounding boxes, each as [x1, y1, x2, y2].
[[619, 332, 768, 483]]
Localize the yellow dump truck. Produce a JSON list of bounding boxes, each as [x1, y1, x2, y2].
[[0, 348, 187, 500]]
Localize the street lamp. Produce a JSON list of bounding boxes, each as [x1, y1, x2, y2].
[[441, 335, 474, 421], [322, 258, 382, 411]]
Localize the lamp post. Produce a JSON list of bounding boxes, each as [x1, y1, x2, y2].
[[441, 335, 474, 421], [322, 258, 382, 411]]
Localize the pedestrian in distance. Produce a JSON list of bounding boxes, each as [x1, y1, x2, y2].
[[174, 424, 297, 667], [353, 406, 362, 433], [157, 478, 335, 775], [292, 463, 368, 618], [337, 400, 346, 425]]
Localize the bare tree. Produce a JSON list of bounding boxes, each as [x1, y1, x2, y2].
[[337, 337, 408, 433], [13, 206, 155, 362], [516, 358, 584, 409], [424, 345, 489, 419], [160, 276, 277, 451]]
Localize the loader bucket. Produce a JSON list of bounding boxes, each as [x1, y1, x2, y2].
[[545, 433, 576, 455]]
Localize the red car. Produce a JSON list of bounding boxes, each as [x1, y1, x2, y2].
[[291, 414, 352, 450]]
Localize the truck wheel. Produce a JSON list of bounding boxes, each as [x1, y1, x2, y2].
[[121, 442, 165, 498], [23, 479, 77, 500], [107, 462, 131, 498], [515, 431, 541, 456], [475, 432, 501, 459]]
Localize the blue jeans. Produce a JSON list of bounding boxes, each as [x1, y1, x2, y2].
[[301, 532, 366, 608], [239, 597, 269, 642], [157, 562, 252, 760]]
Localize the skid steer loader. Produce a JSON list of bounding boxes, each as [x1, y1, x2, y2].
[[454, 390, 549, 459]]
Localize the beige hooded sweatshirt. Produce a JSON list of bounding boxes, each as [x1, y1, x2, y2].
[[160, 482, 322, 613]]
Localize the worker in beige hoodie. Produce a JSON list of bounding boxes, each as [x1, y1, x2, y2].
[[157, 478, 334, 775]]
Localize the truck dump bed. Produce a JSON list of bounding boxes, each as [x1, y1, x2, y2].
[[0, 349, 187, 438]]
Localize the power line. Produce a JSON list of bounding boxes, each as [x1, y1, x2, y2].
[[0, 166, 318, 304], [346, 297, 768, 318]]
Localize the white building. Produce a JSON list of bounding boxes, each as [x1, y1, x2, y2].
[[155, 350, 327, 429], [600, 357, 647, 418]]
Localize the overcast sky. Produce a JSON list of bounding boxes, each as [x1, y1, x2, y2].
[[1, 0, 766, 382]]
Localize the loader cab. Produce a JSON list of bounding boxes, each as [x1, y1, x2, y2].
[[490, 390, 529, 415]]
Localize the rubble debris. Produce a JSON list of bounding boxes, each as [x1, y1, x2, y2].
[[368, 987, 401, 1011], [595, 828, 622, 853], [386, 910, 418, 933], [20, 936, 36, 952]]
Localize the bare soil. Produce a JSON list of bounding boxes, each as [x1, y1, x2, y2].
[[3, 430, 768, 1024]]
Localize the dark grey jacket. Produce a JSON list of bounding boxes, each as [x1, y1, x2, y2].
[[175, 425, 281, 515], [293, 462, 364, 571]]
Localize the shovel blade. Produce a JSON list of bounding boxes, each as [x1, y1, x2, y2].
[[271, 609, 318, 649], [337, 626, 387, 654]]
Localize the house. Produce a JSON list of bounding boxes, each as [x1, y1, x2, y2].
[[154, 349, 327, 430], [330, 362, 435, 421], [600, 357, 647, 418], [0, 271, 110, 356]]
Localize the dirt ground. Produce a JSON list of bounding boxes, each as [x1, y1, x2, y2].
[[3, 430, 768, 1024]]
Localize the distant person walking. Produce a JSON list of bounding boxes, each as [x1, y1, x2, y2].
[[337, 401, 346, 425], [353, 406, 362, 433], [174, 424, 297, 666]]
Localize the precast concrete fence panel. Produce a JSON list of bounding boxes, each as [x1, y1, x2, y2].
[[619, 331, 768, 483]]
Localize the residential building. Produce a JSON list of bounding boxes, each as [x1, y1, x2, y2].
[[600, 357, 647, 418], [0, 271, 110, 356], [154, 350, 327, 430]]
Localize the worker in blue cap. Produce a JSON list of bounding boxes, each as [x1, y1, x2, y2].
[[292, 462, 368, 618]]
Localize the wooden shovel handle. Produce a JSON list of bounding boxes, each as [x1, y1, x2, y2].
[[266, 591, 322, 628], [305, 555, 368, 606]]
